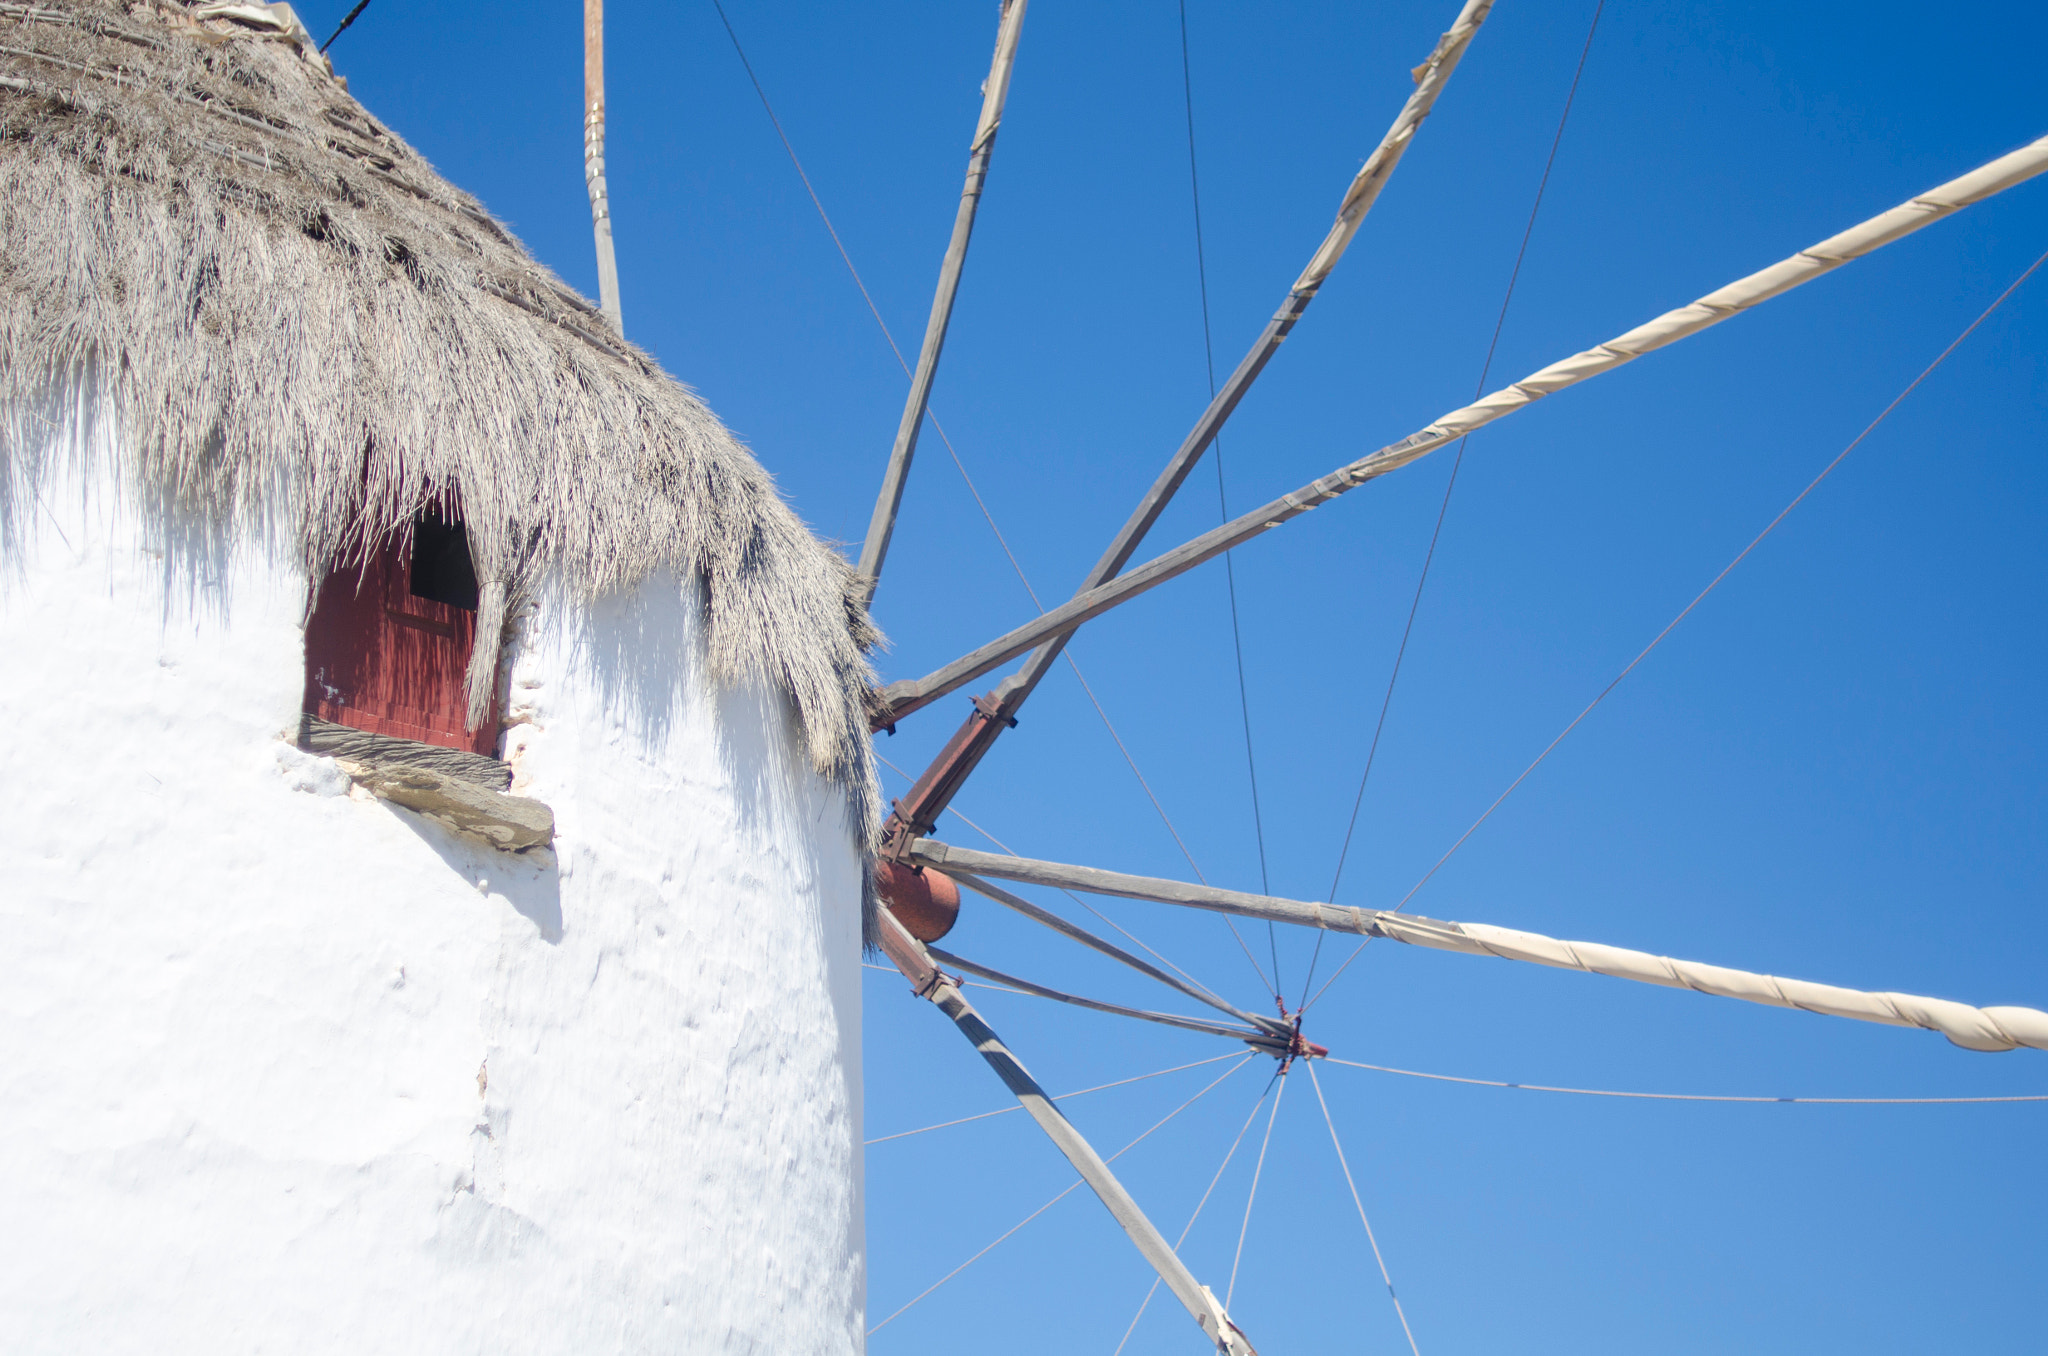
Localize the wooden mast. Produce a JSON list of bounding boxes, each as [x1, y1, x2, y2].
[[854, 0, 1031, 604], [584, 0, 623, 333]]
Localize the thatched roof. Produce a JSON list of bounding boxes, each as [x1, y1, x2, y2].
[[0, 0, 883, 865]]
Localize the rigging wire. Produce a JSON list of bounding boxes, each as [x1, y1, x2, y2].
[[1323, 1056, 2048, 1105], [1301, 0, 1608, 1009], [1300, 240, 2048, 1015], [1307, 1061, 1422, 1356], [710, 1, 1273, 996], [1387, 240, 2048, 918], [1224, 1062, 1289, 1310], [865, 1052, 1256, 1336], [1177, 0, 1279, 995], [865, 1052, 1242, 1145], [1112, 1071, 1285, 1355]]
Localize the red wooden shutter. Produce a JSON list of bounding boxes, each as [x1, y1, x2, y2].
[[302, 516, 495, 756]]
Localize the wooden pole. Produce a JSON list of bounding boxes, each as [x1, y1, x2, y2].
[[855, 0, 1031, 604], [872, 906, 1260, 1353], [942, 866, 1292, 1037], [584, 0, 623, 333], [910, 839, 2048, 1054], [870, 0, 1496, 827], [877, 129, 2048, 724]]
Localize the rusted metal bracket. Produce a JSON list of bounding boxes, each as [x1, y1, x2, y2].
[[876, 677, 1024, 860]]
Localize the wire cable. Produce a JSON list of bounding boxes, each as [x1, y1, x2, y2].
[[1389, 241, 2048, 918], [1303, 0, 1608, 1008], [1307, 1061, 1422, 1356], [865, 1052, 1243, 1145], [865, 1052, 1255, 1336], [1112, 1072, 1285, 1355], [1323, 1056, 2048, 1104], [709, 4, 1268, 993], [1303, 244, 2048, 1020], [1178, 0, 1279, 996], [1224, 1063, 1289, 1309]]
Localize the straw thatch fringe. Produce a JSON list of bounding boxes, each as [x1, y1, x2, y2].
[[0, 0, 884, 889]]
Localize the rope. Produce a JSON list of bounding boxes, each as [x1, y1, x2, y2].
[[1324, 1056, 2048, 1103], [1178, 0, 1278, 995], [865, 1052, 1242, 1145], [865, 1052, 1255, 1336], [1305, 0, 1608, 1006], [1393, 241, 2048, 915], [1307, 1061, 1422, 1356], [1224, 1064, 1289, 1309], [1112, 1074, 1284, 1355]]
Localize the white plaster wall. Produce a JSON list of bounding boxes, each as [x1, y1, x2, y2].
[[0, 417, 865, 1353]]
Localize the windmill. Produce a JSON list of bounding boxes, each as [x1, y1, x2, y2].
[[786, 2, 2048, 1350]]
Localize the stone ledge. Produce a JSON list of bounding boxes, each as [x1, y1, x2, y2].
[[339, 762, 555, 853], [297, 715, 511, 790]]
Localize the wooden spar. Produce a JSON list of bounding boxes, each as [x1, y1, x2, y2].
[[854, 0, 1030, 603], [912, 839, 2048, 1054], [870, 0, 1497, 829], [943, 867, 1292, 1038], [873, 907, 1260, 1354], [878, 129, 2048, 723], [926, 944, 1280, 1047], [915, 838, 1369, 931], [583, 0, 623, 332]]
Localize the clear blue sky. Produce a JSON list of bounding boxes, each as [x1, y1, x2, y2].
[[318, 2, 2047, 1350]]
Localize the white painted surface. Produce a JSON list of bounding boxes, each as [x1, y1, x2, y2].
[[0, 413, 865, 1352]]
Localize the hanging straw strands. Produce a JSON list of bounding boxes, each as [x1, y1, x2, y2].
[[1324, 1057, 2048, 1104], [878, 132, 2048, 722], [909, 839, 2048, 1054], [856, 0, 1031, 599]]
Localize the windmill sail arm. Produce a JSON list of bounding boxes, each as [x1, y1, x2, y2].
[[876, 132, 2048, 723], [925, 944, 1279, 1047], [942, 866, 1292, 1037], [871, 906, 1260, 1355], [912, 837, 2048, 1053], [1373, 915, 2048, 1054], [856, 0, 1031, 600]]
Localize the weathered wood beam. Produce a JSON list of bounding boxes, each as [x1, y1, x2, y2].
[[942, 866, 1292, 1037], [583, 0, 622, 333], [871, 906, 1259, 1354], [911, 839, 2048, 1054], [927, 944, 1280, 1047], [879, 130, 2048, 722], [868, 0, 1498, 834], [855, 0, 1030, 602]]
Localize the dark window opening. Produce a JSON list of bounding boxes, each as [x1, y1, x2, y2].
[[300, 496, 499, 758], [410, 508, 479, 611]]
